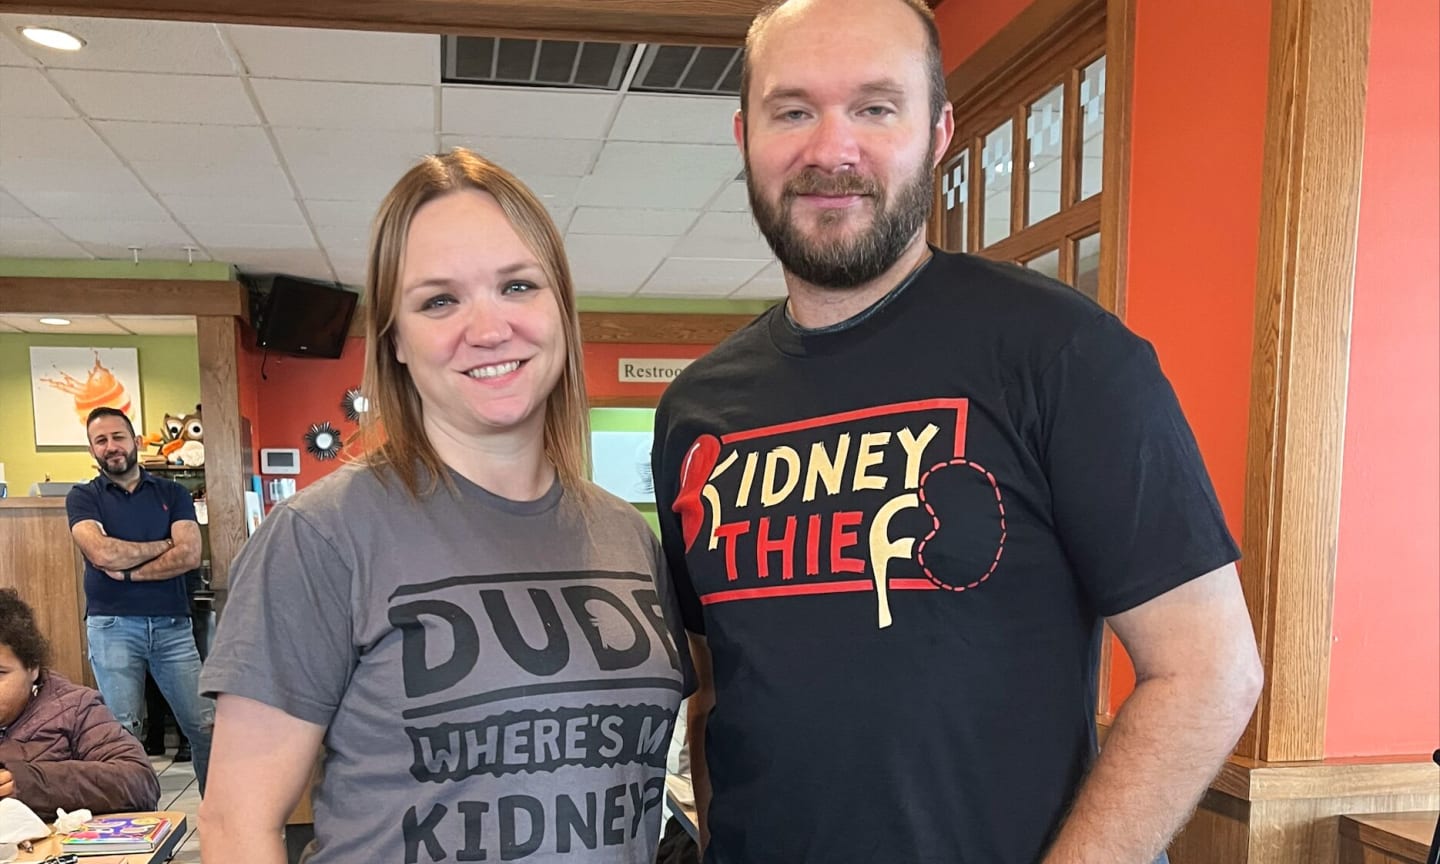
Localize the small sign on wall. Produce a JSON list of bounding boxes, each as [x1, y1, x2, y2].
[[618, 358, 692, 383]]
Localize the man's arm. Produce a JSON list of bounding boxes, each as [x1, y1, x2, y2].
[[686, 632, 715, 853], [104, 520, 202, 582], [70, 520, 172, 571], [1041, 563, 1263, 864]]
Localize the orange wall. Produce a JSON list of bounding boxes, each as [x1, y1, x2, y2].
[[934, 0, 1036, 76], [1325, 0, 1440, 758]]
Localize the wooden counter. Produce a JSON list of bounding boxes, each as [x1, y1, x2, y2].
[[0, 497, 90, 684]]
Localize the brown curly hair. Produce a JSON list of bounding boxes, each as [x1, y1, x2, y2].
[[0, 589, 51, 670]]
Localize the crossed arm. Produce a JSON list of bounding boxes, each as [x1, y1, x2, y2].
[[70, 519, 203, 582]]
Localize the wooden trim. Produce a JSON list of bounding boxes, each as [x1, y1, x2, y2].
[[980, 194, 1101, 262], [0, 0, 766, 44], [197, 316, 246, 593], [1211, 756, 1440, 803], [1060, 66, 1082, 211], [945, 0, 1105, 121], [1096, 0, 1135, 317], [1236, 0, 1371, 762], [580, 312, 756, 345], [590, 395, 662, 408], [0, 277, 248, 320]]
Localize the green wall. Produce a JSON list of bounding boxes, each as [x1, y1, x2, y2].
[[1, 333, 200, 493]]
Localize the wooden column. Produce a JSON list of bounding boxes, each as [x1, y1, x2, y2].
[[1236, 0, 1370, 762], [197, 316, 246, 592]]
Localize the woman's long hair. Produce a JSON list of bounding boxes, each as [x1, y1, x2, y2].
[[357, 148, 591, 500]]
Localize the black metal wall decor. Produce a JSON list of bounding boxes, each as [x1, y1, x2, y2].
[[341, 388, 369, 423], [304, 422, 343, 460]]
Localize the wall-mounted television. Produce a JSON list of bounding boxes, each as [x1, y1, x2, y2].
[[247, 274, 358, 359]]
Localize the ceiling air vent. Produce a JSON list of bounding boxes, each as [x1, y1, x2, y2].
[[443, 36, 637, 90], [631, 45, 742, 96]]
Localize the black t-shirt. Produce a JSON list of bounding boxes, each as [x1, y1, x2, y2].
[[651, 249, 1239, 864]]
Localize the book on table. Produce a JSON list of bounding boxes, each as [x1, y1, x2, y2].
[[60, 814, 173, 855]]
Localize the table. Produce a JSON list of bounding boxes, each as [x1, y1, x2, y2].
[[15, 811, 187, 864]]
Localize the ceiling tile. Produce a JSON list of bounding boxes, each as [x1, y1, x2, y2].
[[0, 15, 236, 74], [639, 257, 771, 297], [515, 175, 581, 209], [212, 247, 334, 281], [610, 94, 739, 144], [107, 315, 196, 335], [576, 174, 726, 210], [591, 141, 741, 182], [97, 120, 277, 165], [563, 234, 674, 294], [0, 313, 128, 334], [83, 243, 209, 261], [312, 222, 370, 253], [185, 222, 314, 249], [252, 79, 434, 131], [49, 70, 259, 124], [303, 199, 379, 229], [50, 218, 192, 248], [129, 160, 295, 198], [0, 31, 37, 67], [0, 67, 75, 118], [227, 25, 438, 84], [163, 194, 304, 225], [0, 189, 34, 217], [0, 217, 89, 257], [567, 208, 698, 237], [438, 134, 601, 178], [731, 262, 787, 298], [710, 180, 752, 212], [671, 210, 773, 259], [274, 127, 433, 167], [15, 189, 170, 222], [0, 117, 113, 161], [441, 87, 618, 140]]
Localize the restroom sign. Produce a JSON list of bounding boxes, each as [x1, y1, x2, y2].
[[618, 358, 692, 383]]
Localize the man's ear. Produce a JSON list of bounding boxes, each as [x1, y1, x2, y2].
[[734, 108, 747, 153], [931, 103, 955, 169]]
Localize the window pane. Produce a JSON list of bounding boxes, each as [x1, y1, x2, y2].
[[1080, 55, 1106, 199], [982, 120, 1013, 246], [941, 148, 969, 252], [1026, 84, 1064, 226], [1023, 248, 1060, 280], [1074, 231, 1101, 299]]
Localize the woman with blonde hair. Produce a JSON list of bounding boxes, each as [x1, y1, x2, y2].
[[199, 149, 690, 864]]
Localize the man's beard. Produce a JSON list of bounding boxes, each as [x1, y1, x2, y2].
[[748, 148, 935, 290], [97, 445, 138, 477]]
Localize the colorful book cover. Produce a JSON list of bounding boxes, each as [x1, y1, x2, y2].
[[61, 815, 172, 855]]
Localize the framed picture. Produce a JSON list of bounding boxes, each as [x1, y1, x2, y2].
[[30, 347, 143, 447], [590, 408, 657, 504]]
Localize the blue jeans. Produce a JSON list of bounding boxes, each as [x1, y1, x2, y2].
[[86, 615, 213, 793]]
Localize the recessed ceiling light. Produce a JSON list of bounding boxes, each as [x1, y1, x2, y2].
[[19, 26, 85, 51], [38, 317, 71, 326]]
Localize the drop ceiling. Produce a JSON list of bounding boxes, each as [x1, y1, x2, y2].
[[0, 15, 787, 300]]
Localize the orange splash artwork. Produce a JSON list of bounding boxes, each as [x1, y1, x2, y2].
[[40, 353, 134, 426]]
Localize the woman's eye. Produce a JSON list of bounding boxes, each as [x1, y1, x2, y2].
[[419, 294, 457, 311], [502, 281, 537, 295]]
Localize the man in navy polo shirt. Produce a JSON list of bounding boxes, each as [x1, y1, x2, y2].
[[66, 406, 212, 793]]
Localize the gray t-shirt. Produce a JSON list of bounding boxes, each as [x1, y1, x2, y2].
[[201, 463, 690, 864]]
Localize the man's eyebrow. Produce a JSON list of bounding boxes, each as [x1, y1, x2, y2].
[[761, 80, 909, 104]]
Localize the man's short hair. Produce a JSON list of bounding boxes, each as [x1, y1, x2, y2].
[[739, 0, 949, 127], [86, 406, 135, 436]]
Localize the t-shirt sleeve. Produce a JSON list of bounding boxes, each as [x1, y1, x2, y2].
[[199, 504, 355, 727], [651, 401, 706, 636], [65, 484, 99, 528], [1039, 313, 1241, 617], [165, 481, 197, 524]]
